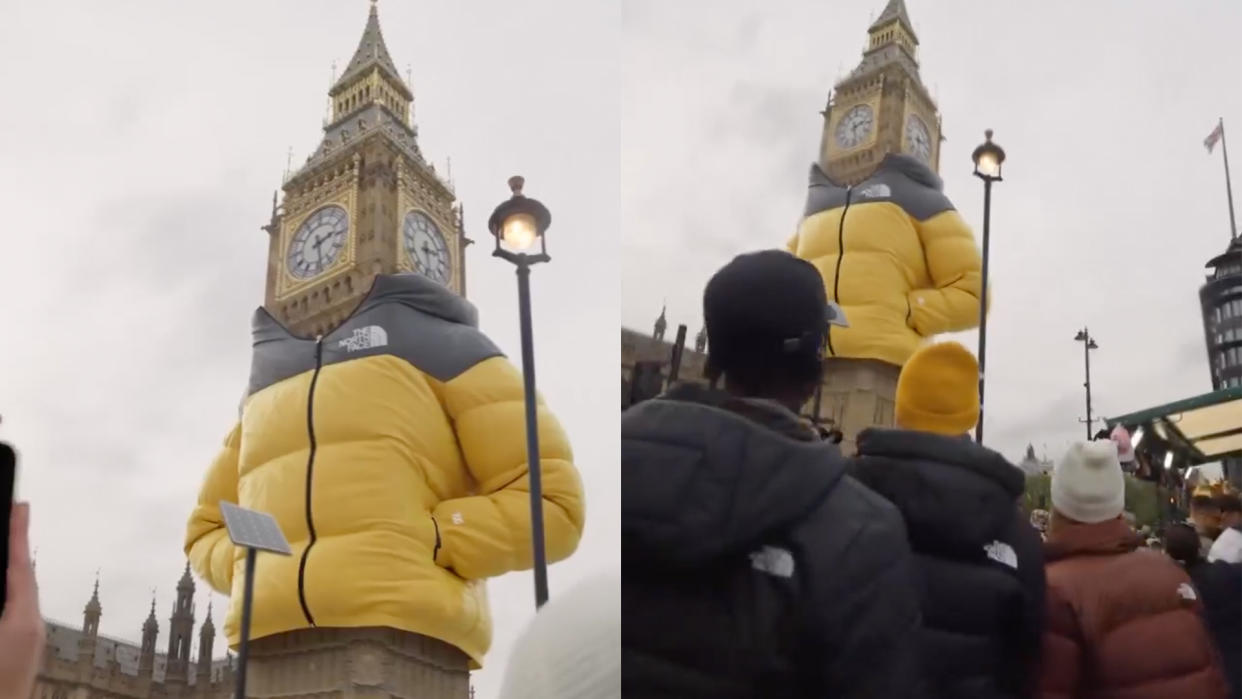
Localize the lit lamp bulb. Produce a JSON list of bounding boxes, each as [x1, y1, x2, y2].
[[975, 152, 1000, 178], [502, 212, 538, 251], [971, 129, 1006, 180]]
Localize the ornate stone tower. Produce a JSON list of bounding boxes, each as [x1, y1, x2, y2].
[[819, 0, 941, 185], [82, 577, 101, 639], [139, 597, 159, 679], [196, 602, 216, 687], [264, 0, 468, 339], [805, 0, 946, 451], [78, 576, 102, 674], [165, 563, 195, 681]]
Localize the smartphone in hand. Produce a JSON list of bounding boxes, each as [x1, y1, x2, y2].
[[0, 443, 15, 617]]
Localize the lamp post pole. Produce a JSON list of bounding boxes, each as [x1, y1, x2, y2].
[[489, 176, 553, 609], [1075, 327, 1100, 440], [971, 130, 1005, 444]]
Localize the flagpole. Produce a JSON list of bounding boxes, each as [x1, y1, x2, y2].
[[1221, 118, 1238, 240]]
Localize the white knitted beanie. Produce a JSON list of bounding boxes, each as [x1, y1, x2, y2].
[[497, 571, 620, 699], [1052, 441, 1125, 523]]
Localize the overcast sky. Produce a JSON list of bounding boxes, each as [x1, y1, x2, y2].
[[0, 2, 617, 697], [623, 0, 1242, 464]]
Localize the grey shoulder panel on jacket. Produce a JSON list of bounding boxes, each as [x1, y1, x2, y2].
[[802, 156, 957, 222], [246, 302, 503, 397]]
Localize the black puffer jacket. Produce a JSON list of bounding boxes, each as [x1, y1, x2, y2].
[[1185, 559, 1242, 699], [623, 384, 921, 698], [852, 428, 1045, 699]]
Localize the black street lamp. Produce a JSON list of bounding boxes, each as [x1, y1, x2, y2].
[[487, 175, 553, 609], [971, 129, 1005, 444], [1074, 327, 1100, 440]]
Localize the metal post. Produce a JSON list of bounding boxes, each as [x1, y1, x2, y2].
[[668, 324, 688, 386], [235, 547, 257, 699], [1221, 119, 1238, 240], [1083, 328, 1094, 440], [515, 261, 549, 608], [811, 382, 824, 426], [975, 178, 993, 444]]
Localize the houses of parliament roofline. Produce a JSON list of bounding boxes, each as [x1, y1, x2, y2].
[[35, 563, 233, 699]]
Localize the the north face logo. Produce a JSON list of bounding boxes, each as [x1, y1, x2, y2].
[[1177, 582, 1198, 602], [338, 325, 389, 352], [749, 546, 795, 578], [856, 183, 892, 200], [983, 540, 1018, 570]]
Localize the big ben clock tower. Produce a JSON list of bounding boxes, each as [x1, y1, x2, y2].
[[819, 0, 941, 185], [263, 0, 468, 339], [795, 0, 982, 452]]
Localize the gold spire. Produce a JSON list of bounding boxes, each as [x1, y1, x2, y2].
[[869, 0, 917, 42], [331, 1, 410, 99]]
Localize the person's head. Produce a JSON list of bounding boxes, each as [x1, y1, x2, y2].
[[894, 341, 980, 437], [1109, 425, 1135, 464], [1163, 522, 1202, 567], [1189, 487, 1223, 539], [1050, 440, 1125, 528], [703, 250, 846, 411], [1216, 491, 1241, 529]]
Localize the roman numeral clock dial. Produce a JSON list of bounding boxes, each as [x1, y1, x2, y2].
[[905, 114, 932, 163], [835, 104, 875, 150], [287, 205, 349, 279], [403, 210, 451, 286]]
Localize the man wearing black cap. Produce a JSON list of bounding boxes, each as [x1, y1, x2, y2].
[[621, 250, 921, 697]]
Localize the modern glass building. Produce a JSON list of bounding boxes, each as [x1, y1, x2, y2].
[[1199, 235, 1242, 485], [1201, 237, 1242, 389]]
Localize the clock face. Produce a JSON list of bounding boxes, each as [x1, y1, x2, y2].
[[834, 104, 875, 150], [402, 211, 451, 285], [905, 114, 932, 163], [287, 205, 349, 279]]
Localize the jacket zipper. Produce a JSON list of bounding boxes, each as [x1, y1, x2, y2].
[[296, 335, 325, 627], [826, 186, 853, 357]]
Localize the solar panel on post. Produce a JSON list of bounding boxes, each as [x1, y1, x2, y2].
[[218, 501, 292, 699], [220, 501, 292, 555]]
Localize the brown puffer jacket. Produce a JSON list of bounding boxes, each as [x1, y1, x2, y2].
[[1039, 516, 1228, 699]]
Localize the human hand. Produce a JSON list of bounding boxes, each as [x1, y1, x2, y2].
[[0, 503, 44, 699]]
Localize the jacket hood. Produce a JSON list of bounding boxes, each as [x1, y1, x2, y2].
[[808, 152, 944, 192], [622, 383, 848, 567], [252, 273, 478, 342], [1044, 514, 1142, 562], [359, 273, 478, 326], [853, 428, 1024, 556]]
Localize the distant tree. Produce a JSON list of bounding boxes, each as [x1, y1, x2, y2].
[[1023, 473, 1167, 530]]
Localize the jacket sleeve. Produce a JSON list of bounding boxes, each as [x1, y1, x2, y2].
[[184, 424, 242, 595], [429, 355, 586, 580], [908, 209, 986, 336], [813, 513, 922, 698], [785, 229, 801, 255], [1037, 581, 1085, 699]]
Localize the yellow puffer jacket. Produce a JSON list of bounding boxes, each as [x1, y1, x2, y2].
[[184, 273, 585, 669], [787, 154, 984, 367]]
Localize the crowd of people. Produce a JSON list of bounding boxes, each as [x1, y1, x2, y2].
[[622, 250, 1242, 698]]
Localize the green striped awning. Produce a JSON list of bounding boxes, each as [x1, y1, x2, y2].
[[1107, 386, 1242, 463]]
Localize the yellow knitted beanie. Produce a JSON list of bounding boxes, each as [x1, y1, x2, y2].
[[895, 341, 980, 436]]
